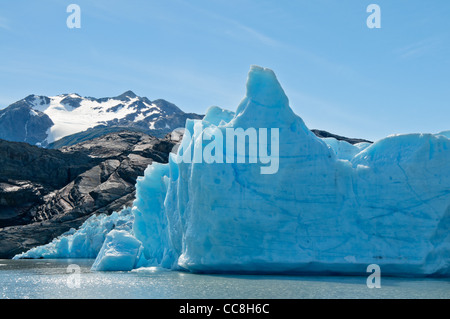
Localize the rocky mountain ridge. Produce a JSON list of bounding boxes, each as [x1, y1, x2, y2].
[[0, 91, 203, 147], [0, 131, 176, 258]]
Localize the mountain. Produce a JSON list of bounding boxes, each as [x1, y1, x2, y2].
[[0, 131, 177, 258], [0, 91, 203, 147], [0, 96, 53, 146]]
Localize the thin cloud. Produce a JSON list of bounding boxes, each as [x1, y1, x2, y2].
[[178, 1, 281, 48], [395, 37, 442, 59], [183, 3, 366, 84], [0, 16, 11, 31], [226, 20, 281, 47]]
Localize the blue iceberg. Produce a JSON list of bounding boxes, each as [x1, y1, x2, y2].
[[13, 208, 134, 259], [16, 66, 450, 276], [91, 229, 142, 271]]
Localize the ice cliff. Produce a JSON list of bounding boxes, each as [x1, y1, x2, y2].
[[13, 208, 133, 260], [16, 66, 450, 276]]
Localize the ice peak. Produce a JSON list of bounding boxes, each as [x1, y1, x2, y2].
[[231, 66, 300, 129], [245, 65, 289, 109]]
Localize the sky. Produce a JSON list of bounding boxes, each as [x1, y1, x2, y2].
[[0, 0, 449, 141]]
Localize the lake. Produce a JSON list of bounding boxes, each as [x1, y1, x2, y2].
[[0, 259, 449, 299]]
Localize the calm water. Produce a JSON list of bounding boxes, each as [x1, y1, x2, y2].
[[0, 259, 448, 299]]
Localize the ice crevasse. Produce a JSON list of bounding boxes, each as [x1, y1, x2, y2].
[[17, 66, 450, 276]]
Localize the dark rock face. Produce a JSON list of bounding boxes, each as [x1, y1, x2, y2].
[[0, 139, 96, 190], [311, 129, 372, 145], [0, 139, 97, 229], [60, 95, 83, 108], [0, 131, 176, 258], [0, 100, 53, 146]]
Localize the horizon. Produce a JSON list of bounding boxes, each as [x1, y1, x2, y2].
[[1, 1, 449, 142]]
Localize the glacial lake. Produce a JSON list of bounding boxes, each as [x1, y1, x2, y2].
[[0, 259, 449, 299]]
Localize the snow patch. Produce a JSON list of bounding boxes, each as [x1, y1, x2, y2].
[[35, 95, 164, 144], [29, 109, 39, 117]]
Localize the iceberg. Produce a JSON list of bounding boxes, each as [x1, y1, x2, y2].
[[90, 229, 142, 271], [16, 66, 450, 276], [13, 208, 133, 259]]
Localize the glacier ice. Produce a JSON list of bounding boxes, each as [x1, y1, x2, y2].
[[438, 130, 450, 139], [16, 66, 450, 276], [90, 229, 142, 271], [322, 138, 370, 161], [13, 208, 133, 260]]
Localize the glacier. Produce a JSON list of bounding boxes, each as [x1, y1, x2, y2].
[[15, 66, 450, 276], [13, 208, 134, 260]]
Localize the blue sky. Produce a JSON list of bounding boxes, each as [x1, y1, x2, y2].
[[0, 0, 449, 141]]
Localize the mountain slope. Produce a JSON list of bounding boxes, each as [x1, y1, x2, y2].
[[0, 91, 202, 147], [0, 97, 53, 145], [0, 131, 177, 258]]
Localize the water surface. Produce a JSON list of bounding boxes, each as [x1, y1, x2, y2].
[[0, 259, 448, 299]]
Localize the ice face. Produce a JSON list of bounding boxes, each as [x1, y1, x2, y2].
[[131, 163, 175, 269], [90, 229, 142, 271], [322, 138, 371, 161], [123, 66, 450, 276], [13, 209, 134, 260], [16, 66, 450, 276]]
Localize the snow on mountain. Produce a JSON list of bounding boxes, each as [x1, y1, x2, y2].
[[0, 91, 201, 147], [31, 91, 179, 144]]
